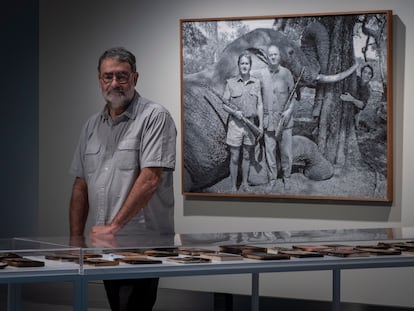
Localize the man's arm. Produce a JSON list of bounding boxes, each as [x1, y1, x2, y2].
[[280, 71, 296, 123], [69, 177, 89, 236], [340, 92, 366, 110], [91, 167, 163, 235], [286, 70, 297, 110]]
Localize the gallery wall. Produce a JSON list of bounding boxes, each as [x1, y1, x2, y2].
[[0, 0, 39, 238], [39, 0, 414, 307]]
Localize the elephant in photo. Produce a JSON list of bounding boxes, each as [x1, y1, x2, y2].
[[183, 22, 357, 192]]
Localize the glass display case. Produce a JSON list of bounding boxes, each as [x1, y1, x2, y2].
[[0, 237, 81, 277], [2, 228, 414, 311], [2, 227, 413, 278], [0, 238, 82, 311]]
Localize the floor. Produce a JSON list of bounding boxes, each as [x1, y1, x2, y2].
[[1, 282, 413, 311]]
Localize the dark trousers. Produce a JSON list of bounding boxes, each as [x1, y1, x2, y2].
[[103, 278, 159, 311]]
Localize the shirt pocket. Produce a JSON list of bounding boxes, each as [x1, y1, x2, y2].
[[84, 144, 101, 174], [117, 139, 140, 170], [230, 88, 242, 99]]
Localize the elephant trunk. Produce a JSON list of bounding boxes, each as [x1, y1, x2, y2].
[[301, 22, 330, 74]]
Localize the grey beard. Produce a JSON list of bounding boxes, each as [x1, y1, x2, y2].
[[105, 89, 135, 110]]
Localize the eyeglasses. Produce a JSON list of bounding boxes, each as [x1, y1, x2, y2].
[[100, 71, 133, 84]]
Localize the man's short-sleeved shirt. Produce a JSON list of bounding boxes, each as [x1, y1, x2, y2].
[[70, 92, 177, 234], [223, 76, 262, 118]]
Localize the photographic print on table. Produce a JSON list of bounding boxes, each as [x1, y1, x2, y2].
[[181, 10, 392, 202]]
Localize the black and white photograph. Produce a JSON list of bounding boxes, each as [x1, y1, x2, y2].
[[181, 11, 392, 202]]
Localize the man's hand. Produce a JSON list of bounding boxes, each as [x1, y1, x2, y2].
[[69, 235, 86, 247], [91, 223, 119, 235], [340, 92, 355, 102], [234, 110, 244, 120], [89, 225, 120, 248], [281, 108, 293, 127]]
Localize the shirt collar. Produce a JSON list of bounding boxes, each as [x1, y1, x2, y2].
[[236, 74, 254, 84]]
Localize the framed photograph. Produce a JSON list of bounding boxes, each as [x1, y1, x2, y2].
[[181, 10, 393, 202]]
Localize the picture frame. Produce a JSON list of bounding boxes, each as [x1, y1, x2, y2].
[[181, 10, 393, 202]]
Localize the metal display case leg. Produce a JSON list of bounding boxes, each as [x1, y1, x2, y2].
[[74, 278, 88, 311], [251, 273, 259, 311], [332, 268, 341, 311]]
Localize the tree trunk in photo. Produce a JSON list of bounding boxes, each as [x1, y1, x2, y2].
[[361, 14, 388, 100], [317, 15, 360, 168], [203, 22, 219, 62]]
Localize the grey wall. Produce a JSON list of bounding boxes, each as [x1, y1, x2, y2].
[[39, 0, 412, 237], [0, 0, 39, 238], [38, 0, 414, 307]]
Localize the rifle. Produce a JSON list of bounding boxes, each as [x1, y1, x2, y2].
[[275, 67, 305, 139], [203, 95, 262, 139]]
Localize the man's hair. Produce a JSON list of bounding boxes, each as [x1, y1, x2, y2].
[[361, 64, 374, 78], [98, 47, 137, 73], [238, 51, 252, 66], [267, 44, 279, 53]]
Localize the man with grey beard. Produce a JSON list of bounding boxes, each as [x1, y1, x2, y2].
[[69, 47, 177, 310]]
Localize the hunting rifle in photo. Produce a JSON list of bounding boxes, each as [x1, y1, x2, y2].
[[204, 92, 263, 140]]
